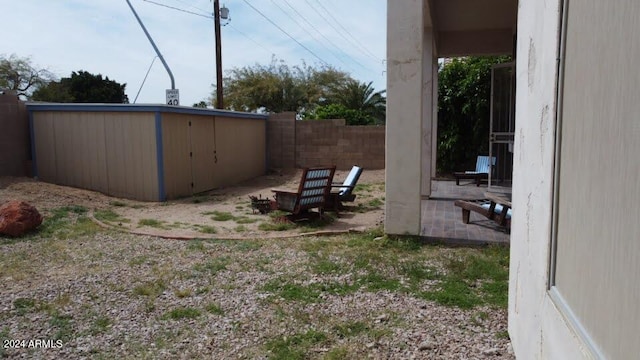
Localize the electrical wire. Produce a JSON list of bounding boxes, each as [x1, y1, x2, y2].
[[227, 23, 273, 55], [168, 0, 210, 15], [303, 0, 380, 63], [241, 0, 330, 66], [134, 56, 158, 103], [269, 0, 354, 71], [142, 0, 211, 19], [140, 0, 379, 75], [280, 0, 371, 71], [312, 0, 380, 61], [142, 0, 274, 56]]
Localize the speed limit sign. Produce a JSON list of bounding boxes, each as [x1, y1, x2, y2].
[[166, 89, 180, 106]]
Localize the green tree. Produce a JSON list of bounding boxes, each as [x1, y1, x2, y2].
[[312, 103, 371, 126], [216, 57, 350, 113], [437, 56, 510, 174], [0, 54, 55, 99], [323, 80, 386, 124], [32, 70, 128, 103]]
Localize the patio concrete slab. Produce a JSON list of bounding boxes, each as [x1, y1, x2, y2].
[[421, 180, 511, 245]]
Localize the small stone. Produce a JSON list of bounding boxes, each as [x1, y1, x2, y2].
[[375, 314, 389, 323], [366, 342, 376, 349], [483, 348, 501, 356], [418, 340, 435, 351]]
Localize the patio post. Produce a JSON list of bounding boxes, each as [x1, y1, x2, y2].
[[385, 0, 434, 235]]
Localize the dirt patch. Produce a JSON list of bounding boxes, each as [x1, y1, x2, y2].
[[0, 169, 385, 239]]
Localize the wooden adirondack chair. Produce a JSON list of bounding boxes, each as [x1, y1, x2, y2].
[[453, 156, 496, 186], [271, 166, 336, 218], [326, 165, 363, 212]]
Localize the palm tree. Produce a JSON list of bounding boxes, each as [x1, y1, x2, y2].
[[329, 80, 386, 124]]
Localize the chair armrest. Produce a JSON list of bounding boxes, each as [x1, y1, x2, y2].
[[331, 183, 355, 189], [271, 188, 296, 195]]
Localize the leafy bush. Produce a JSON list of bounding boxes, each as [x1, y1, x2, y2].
[[437, 56, 511, 175]]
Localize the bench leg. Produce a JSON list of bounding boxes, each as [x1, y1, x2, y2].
[[456, 178, 460, 186], [461, 209, 470, 224], [498, 206, 510, 226]]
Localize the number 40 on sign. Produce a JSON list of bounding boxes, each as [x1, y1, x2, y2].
[[166, 89, 180, 106]]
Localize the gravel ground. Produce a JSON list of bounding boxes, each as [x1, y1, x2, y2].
[[0, 228, 514, 359], [0, 170, 385, 240]]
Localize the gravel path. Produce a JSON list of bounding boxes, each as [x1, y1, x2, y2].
[[1, 229, 513, 359]]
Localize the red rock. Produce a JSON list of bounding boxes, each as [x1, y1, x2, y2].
[[0, 200, 43, 237]]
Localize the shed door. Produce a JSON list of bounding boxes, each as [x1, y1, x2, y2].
[[190, 117, 219, 193]]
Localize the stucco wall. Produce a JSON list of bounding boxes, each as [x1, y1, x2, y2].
[[508, 0, 591, 358], [551, 1, 640, 358]]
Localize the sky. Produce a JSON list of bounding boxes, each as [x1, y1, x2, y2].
[[3, 0, 387, 107]]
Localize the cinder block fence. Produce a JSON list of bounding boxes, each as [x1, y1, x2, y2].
[[267, 112, 385, 170]]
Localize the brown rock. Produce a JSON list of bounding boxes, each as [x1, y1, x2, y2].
[[0, 200, 43, 237]]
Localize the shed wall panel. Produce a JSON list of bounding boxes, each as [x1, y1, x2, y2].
[[32, 113, 57, 182], [214, 117, 266, 186], [104, 115, 126, 197], [49, 113, 109, 193], [161, 114, 192, 199], [52, 114, 74, 186], [103, 113, 158, 201]]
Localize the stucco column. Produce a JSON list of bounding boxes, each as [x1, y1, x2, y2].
[[431, 59, 439, 178], [421, 29, 435, 196], [385, 0, 433, 235]]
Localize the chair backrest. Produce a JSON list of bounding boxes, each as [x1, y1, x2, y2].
[[338, 165, 363, 196], [295, 166, 336, 213], [475, 156, 496, 174]]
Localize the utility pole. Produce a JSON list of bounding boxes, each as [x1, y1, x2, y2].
[[214, 0, 223, 109]]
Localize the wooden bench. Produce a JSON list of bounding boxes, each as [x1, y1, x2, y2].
[[454, 192, 512, 228]]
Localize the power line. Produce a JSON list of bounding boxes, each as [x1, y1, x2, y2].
[[142, 0, 211, 19], [280, 0, 370, 71], [142, 0, 275, 56], [302, 0, 379, 63], [241, 0, 330, 66], [312, 0, 380, 61], [270, 0, 354, 71], [227, 23, 273, 55], [141, 0, 378, 75], [168, 0, 209, 15]]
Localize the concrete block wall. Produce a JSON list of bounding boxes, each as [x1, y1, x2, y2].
[[0, 90, 30, 176], [268, 113, 385, 170], [266, 112, 296, 169]]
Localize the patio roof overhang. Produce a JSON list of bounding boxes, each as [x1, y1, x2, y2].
[[428, 0, 518, 57]]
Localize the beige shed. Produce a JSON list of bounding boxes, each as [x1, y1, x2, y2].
[[27, 104, 267, 201]]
